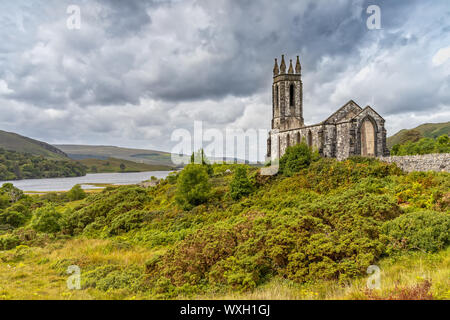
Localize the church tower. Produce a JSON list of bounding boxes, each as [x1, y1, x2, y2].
[[272, 55, 304, 130]]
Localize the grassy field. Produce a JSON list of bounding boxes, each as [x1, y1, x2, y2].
[[0, 238, 448, 300], [78, 157, 174, 173], [0, 156, 448, 300]]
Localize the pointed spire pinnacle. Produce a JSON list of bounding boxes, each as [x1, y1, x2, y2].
[[288, 59, 294, 74], [280, 55, 286, 74], [295, 56, 301, 74], [273, 58, 279, 76]]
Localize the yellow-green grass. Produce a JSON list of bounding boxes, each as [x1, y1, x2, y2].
[[197, 247, 450, 300], [0, 237, 448, 300]]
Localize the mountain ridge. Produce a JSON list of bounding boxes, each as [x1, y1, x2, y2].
[[0, 130, 67, 159]]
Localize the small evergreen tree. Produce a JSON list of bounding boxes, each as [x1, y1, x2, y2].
[[279, 143, 317, 176], [30, 205, 62, 233], [229, 167, 254, 200], [176, 164, 211, 210], [67, 184, 87, 201]]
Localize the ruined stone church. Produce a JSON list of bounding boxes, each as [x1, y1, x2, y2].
[[267, 55, 390, 161]]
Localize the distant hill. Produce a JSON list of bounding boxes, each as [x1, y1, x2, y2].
[[0, 130, 67, 160], [387, 122, 450, 149], [78, 157, 174, 173], [54, 144, 183, 167], [55, 144, 249, 167]]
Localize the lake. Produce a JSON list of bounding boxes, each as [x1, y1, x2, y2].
[[0, 171, 172, 192]]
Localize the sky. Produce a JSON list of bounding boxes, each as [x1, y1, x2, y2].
[[0, 0, 449, 160]]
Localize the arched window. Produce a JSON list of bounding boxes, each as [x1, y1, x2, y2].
[[360, 118, 376, 156], [307, 130, 312, 147], [274, 85, 279, 111], [286, 134, 290, 147], [296, 132, 301, 144], [289, 84, 295, 107]]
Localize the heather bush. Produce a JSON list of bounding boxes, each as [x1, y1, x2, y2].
[[0, 234, 21, 250], [30, 205, 62, 234], [63, 186, 151, 235], [0, 202, 32, 228], [382, 211, 450, 253]]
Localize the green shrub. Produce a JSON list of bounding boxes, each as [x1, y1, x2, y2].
[[30, 205, 62, 233], [96, 267, 144, 292], [229, 167, 254, 200], [175, 164, 211, 210], [382, 211, 450, 253], [279, 143, 317, 176], [67, 184, 87, 201], [63, 186, 151, 235], [0, 183, 24, 203], [391, 134, 450, 155], [0, 234, 21, 251]]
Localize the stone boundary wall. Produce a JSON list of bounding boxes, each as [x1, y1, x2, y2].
[[378, 153, 450, 173]]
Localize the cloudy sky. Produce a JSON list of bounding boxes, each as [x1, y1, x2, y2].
[[0, 0, 449, 160]]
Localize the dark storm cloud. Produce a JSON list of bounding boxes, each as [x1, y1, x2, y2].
[[0, 0, 448, 153]]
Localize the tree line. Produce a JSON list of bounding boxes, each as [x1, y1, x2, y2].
[[0, 148, 86, 181]]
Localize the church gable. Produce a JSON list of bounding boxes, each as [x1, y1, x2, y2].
[[353, 105, 385, 122], [323, 100, 363, 124]]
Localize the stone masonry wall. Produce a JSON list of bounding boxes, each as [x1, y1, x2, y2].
[[378, 153, 450, 173]]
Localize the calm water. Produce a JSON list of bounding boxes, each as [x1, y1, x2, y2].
[[0, 171, 172, 192]]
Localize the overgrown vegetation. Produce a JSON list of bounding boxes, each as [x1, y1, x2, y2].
[[0, 147, 449, 300], [0, 148, 86, 181], [391, 134, 450, 156]]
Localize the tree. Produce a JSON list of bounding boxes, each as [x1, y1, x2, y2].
[[279, 143, 317, 176], [229, 166, 254, 200], [391, 134, 450, 155], [175, 164, 211, 210], [30, 205, 62, 233], [120, 163, 126, 172], [190, 148, 213, 176], [0, 183, 24, 203], [67, 184, 87, 201]]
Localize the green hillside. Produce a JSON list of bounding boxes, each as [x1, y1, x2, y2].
[[0, 148, 86, 181], [0, 147, 448, 300], [0, 130, 67, 160], [78, 157, 174, 173], [387, 122, 450, 149], [54, 145, 182, 167]]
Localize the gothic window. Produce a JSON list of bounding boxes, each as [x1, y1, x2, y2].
[[289, 84, 294, 107], [296, 132, 300, 144], [287, 134, 290, 147], [360, 118, 376, 157], [274, 85, 279, 111], [307, 130, 312, 147]]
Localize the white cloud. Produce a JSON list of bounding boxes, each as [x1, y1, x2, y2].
[[432, 46, 450, 66]]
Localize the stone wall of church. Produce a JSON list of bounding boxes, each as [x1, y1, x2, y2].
[[335, 122, 352, 160], [276, 124, 324, 157]]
